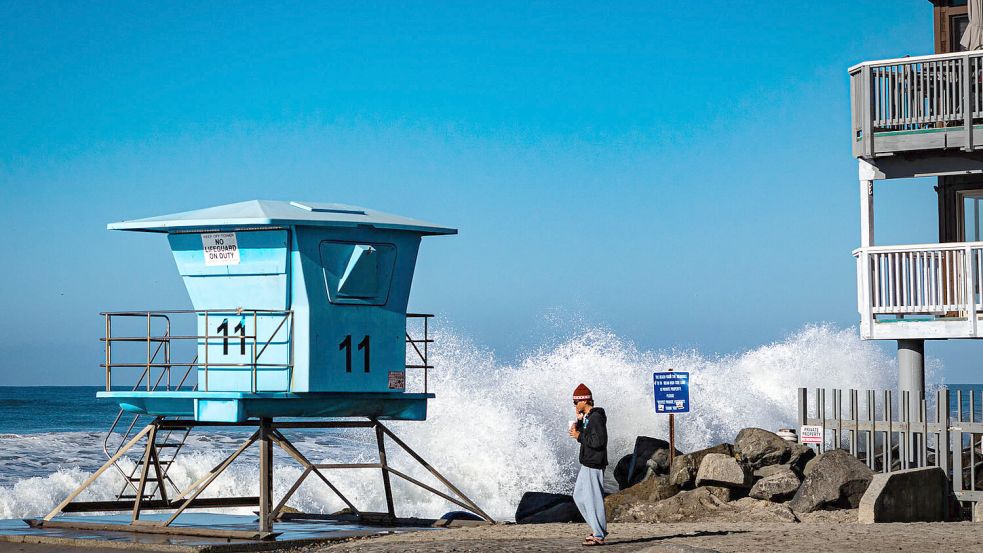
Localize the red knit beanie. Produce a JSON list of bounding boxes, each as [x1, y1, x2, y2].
[[573, 383, 593, 402]]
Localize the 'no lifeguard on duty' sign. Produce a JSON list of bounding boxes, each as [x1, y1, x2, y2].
[[653, 371, 690, 413]]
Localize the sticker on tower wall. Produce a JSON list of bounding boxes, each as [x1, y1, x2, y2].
[[201, 232, 240, 266], [388, 371, 405, 390]]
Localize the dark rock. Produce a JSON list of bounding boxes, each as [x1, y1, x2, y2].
[[787, 444, 817, 475], [440, 510, 484, 521], [749, 468, 801, 502], [734, 428, 791, 471], [695, 453, 752, 489], [515, 492, 584, 524], [789, 449, 874, 513], [613, 436, 682, 489], [613, 454, 635, 490], [669, 443, 734, 489], [753, 463, 792, 479]]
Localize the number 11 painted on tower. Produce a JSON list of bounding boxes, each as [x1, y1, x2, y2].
[[339, 335, 371, 373]]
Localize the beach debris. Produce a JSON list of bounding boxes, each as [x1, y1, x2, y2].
[[789, 449, 874, 513], [514, 492, 585, 524], [695, 453, 752, 489], [733, 428, 791, 471], [858, 467, 951, 523], [668, 443, 734, 489], [748, 467, 801, 502]]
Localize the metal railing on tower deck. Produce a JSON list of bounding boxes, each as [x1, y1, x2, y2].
[[102, 310, 436, 393], [405, 313, 434, 394], [101, 309, 294, 393]]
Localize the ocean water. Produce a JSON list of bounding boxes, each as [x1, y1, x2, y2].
[[0, 324, 920, 520]]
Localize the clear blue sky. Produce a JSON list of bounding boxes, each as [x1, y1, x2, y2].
[[3, 1, 973, 385]]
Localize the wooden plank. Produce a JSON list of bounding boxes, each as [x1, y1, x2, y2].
[[26, 519, 278, 541]]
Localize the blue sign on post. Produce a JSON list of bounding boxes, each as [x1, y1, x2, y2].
[[653, 371, 689, 413]]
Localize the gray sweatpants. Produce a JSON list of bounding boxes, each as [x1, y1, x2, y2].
[[573, 465, 607, 539]]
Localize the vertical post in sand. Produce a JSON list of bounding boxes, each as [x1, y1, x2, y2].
[[668, 368, 675, 465], [669, 414, 675, 465], [259, 418, 273, 533]]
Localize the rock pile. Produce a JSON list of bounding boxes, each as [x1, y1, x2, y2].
[[600, 428, 877, 524]]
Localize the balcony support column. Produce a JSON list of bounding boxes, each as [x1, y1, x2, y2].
[[859, 163, 876, 337], [898, 339, 925, 467]]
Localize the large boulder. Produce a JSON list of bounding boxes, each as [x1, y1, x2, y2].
[[515, 492, 584, 524], [858, 467, 950, 523], [613, 436, 681, 489], [669, 443, 733, 489], [695, 453, 751, 489], [788, 449, 874, 513], [605, 474, 680, 519], [734, 428, 791, 471], [609, 486, 795, 523], [749, 467, 801, 502], [787, 443, 817, 475]]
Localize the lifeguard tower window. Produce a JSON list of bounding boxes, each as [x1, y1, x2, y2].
[[320, 241, 396, 305]]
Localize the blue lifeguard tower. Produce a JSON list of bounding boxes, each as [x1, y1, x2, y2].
[[33, 200, 491, 539]]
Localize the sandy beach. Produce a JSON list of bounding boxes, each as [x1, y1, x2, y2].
[[301, 521, 983, 553]]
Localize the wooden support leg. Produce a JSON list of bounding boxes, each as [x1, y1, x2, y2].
[[259, 418, 273, 533], [374, 421, 396, 519], [43, 424, 154, 522], [132, 422, 159, 521]]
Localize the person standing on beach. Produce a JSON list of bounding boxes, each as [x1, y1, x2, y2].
[[569, 383, 608, 546]]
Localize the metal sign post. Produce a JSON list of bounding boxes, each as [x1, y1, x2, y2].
[[653, 369, 690, 464]]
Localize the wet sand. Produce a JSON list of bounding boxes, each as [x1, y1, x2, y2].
[[306, 521, 983, 553]]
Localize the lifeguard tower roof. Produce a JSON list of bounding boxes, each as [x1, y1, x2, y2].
[[108, 199, 457, 236]]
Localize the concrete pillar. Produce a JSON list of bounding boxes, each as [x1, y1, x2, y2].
[[898, 339, 925, 466], [259, 418, 273, 533]]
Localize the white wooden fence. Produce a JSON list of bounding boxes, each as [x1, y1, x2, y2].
[[798, 387, 983, 508]]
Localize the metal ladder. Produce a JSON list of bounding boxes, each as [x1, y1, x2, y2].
[[102, 345, 198, 503]]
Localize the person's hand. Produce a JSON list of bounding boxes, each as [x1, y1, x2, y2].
[[569, 427, 580, 440]]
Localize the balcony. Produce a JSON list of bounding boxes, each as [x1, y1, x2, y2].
[[855, 242, 983, 340], [851, 51, 983, 161]]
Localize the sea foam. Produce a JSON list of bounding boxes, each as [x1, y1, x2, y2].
[[0, 323, 910, 520]]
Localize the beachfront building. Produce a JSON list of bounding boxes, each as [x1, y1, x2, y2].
[[851, 1, 983, 422]]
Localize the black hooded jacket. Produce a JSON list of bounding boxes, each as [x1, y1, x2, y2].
[[576, 407, 608, 469]]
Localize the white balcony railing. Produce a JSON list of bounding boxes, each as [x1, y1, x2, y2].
[[854, 242, 983, 339]]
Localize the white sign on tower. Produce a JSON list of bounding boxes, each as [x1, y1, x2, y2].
[[201, 232, 240, 266]]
